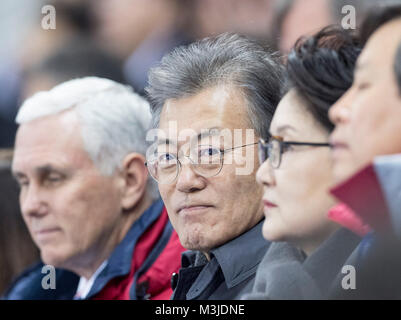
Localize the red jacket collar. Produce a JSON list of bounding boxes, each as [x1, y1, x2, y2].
[[328, 203, 371, 237]]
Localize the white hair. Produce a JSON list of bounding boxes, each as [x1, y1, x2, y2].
[[16, 76, 159, 200]]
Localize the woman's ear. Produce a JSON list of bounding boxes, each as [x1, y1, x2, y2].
[[120, 153, 148, 211]]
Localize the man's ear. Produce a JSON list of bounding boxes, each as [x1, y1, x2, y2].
[[120, 153, 148, 211]]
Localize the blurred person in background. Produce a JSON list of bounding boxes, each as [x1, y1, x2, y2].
[[0, 150, 40, 296], [192, 0, 273, 41], [0, 0, 43, 148], [146, 33, 284, 300], [0, 0, 95, 148], [5, 77, 184, 300], [271, 0, 388, 54], [243, 27, 361, 300], [328, 4, 401, 299], [21, 36, 125, 100], [91, 0, 193, 95], [19, 0, 94, 71]]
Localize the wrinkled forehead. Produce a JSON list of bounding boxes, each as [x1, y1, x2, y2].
[[157, 86, 255, 148], [155, 126, 236, 151], [12, 112, 92, 173]]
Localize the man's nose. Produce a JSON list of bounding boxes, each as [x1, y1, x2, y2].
[[21, 184, 48, 218], [175, 158, 207, 193], [329, 90, 352, 125]]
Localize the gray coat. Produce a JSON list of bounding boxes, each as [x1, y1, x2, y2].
[[243, 228, 361, 300]]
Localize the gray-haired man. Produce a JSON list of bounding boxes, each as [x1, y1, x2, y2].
[[6, 77, 184, 300], [145, 33, 284, 299]]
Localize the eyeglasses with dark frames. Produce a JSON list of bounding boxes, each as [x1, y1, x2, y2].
[[258, 136, 330, 169]]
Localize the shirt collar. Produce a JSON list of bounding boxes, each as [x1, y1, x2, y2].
[[75, 260, 108, 299], [211, 220, 269, 288], [180, 220, 269, 289]]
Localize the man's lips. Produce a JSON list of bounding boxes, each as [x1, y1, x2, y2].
[[329, 133, 349, 150], [176, 205, 214, 215], [330, 139, 350, 160], [33, 227, 61, 240], [263, 200, 278, 208], [330, 141, 349, 149]]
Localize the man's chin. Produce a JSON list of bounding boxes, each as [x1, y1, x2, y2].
[[179, 232, 211, 252], [332, 163, 359, 186], [180, 233, 230, 254], [40, 249, 67, 268]]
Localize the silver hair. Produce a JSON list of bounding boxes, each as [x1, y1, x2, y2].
[[16, 77, 159, 200], [145, 33, 284, 140]]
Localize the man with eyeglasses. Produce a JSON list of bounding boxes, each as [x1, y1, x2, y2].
[[145, 33, 284, 300]]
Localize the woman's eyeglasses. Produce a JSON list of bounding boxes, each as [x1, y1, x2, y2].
[[258, 136, 331, 169]]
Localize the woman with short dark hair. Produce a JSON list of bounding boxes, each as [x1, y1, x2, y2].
[[244, 26, 362, 300]]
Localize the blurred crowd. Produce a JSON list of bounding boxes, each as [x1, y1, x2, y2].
[[1, 0, 401, 300], [0, 0, 389, 148]]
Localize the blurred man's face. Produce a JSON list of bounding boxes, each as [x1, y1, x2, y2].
[[280, 0, 333, 53], [12, 110, 124, 271], [157, 85, 264, 253], [329, 19, 401, 184], [93, 0, 175, 58], [194, 0, 273, 39]]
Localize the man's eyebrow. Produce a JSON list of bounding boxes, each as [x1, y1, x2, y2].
[[12, 171, 26, 180], [197, 127, 222, 141], [12, 165, 67, 181], [157, 138, 176, 146], [35, 164, 65, 176], [157, 127, 223, 145]]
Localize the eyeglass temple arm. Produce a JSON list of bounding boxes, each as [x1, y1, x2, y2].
[[282, 141, 331, 147], [223, 142, 258, 152]]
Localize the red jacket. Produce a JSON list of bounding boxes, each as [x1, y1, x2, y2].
[[92, 200, 185, 300]]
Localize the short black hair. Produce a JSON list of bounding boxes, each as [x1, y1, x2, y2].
[[284, 26, 361, 131], [359, 4, 401, 45], [360, 4, 401, 93]]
